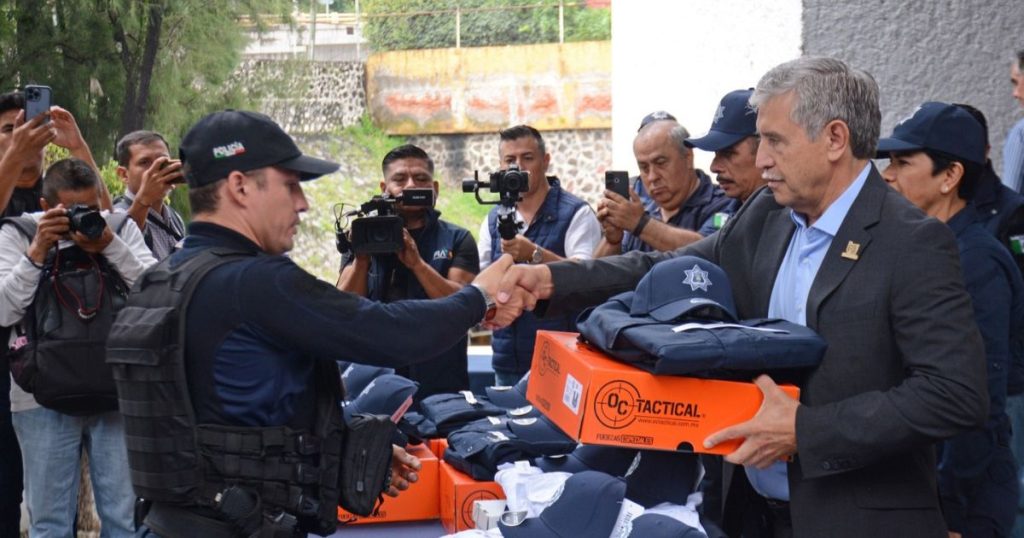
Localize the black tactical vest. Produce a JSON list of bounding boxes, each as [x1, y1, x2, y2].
[[106, 247, 344, 536]]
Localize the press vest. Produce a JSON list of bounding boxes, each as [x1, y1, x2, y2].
[[106, 247, 344, 536], [487, 178, 587, 374]]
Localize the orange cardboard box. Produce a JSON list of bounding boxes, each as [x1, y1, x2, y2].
[[527, 331, 800, 455], [336, 443, 439, 525], [429, 437, 447, 459], [439, 460, 505, 533]]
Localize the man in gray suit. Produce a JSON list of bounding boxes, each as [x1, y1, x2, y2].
[[491, 57, 988, 536]]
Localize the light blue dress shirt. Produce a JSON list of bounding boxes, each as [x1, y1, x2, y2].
[[1003, 118, 1024, 194], [744, 164, 871, 501]]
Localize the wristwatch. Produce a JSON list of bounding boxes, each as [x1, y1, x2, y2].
[[529, 246, 543, 265], [471, 283, 497, 322]]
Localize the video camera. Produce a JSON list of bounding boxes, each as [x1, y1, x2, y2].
[[462, 164, 530, 240], [335, 188, 434, 255]]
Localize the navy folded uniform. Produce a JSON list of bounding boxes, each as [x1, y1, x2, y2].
[[577, 256, 826, 377], [418, 392, 507, 436], [579, 294, 826, 376], [442, 415, 577, 480]]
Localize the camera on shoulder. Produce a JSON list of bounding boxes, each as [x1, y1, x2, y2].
[[336, 188, 434, 255]]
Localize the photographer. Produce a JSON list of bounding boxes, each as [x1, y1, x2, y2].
[[0, 90, 110, 536], [337, 144, 479, 399], [594, 114, 731, 258], [112, 130, 186, 260], [0, 158, 155, 537], [476, 125, 600, 386]]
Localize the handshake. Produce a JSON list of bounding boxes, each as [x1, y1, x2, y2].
[[470, 254, 555, 329]]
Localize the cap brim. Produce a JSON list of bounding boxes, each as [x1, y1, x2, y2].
[[875, 137, 922, 159], [277, 154, 340, 181], [486, 386, 531, 409], [534, 453, 590, 473], [685, 130, 749, 152], [499, 517, 557, 538], [647, 297, 736, 322]]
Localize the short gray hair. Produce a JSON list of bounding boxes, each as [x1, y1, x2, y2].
[[750, 57, 880, 160], [637, 121, 691, 158]]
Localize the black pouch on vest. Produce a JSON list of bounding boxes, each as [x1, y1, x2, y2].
[[338, 413, 395, 517]]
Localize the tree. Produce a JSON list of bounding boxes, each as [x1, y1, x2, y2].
[[361, 0, 611, 52], [0, 0, 292, 163]]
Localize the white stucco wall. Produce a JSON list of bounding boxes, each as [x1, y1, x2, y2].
[[803, 0, 1024, 175], [611, 0, 802, 175]]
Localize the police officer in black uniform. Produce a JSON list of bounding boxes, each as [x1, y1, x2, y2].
[[107, 110, 525, 537]]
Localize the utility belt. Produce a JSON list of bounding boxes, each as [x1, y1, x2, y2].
[[143, 493, 304, 538]]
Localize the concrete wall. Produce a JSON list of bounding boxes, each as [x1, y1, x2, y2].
[[803, 0, 1024, 174], [366, 42, 611, 135], [233, 59, 367, 134], [611, 0, 802, 175], [409, 129, 612, 204]]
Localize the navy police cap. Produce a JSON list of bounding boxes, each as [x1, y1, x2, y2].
[[499, 471, 626, 538], [535, 444, 640, 476], [686, 88, 757, 152], [876, 101, 986, 165], [631, 255, 738, 322], [628, 513, 707, 538], [342, 374, 418, 424]]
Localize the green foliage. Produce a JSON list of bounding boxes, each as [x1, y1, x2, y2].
[[0, 0, 292, 164], [339, 114, 407, 174], [362, 0, 610, 52]]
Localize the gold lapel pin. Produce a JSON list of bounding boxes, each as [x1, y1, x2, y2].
[[841, 241, 860, 260]]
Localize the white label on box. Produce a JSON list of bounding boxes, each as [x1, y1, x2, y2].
[[562, 374, 582, 415]]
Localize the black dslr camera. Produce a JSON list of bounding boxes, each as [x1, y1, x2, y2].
[[66, 204, 106, 240], [336, 188, 434, 255], [462, 164, 530, 240]]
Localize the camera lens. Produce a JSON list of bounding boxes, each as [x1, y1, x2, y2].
[[26, 89, 37, 99]]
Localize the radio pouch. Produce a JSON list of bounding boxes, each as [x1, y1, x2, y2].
[[338, 413, 395, 517]]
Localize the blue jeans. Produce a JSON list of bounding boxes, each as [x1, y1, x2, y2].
[[12, 407, 136, 538]]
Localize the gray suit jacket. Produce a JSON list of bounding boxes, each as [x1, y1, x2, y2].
[[546, 168, 987, 537]]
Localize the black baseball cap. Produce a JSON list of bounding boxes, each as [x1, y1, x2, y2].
[[876, 101, 986, 164], [179, 109, 339, 187], [638, 110, 677, 132], [686, 89, 757, 151]]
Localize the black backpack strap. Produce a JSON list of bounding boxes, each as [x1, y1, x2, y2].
[[106, 211, 132, 236], [112, 195, 132, 212]]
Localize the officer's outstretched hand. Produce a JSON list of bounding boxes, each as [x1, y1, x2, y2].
[[385, 444, 421, 497], [703, 374, 799, 469], [474, 254, 537, 329]]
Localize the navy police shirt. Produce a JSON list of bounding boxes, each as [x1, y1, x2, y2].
[[177, 222, 485, 429]]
